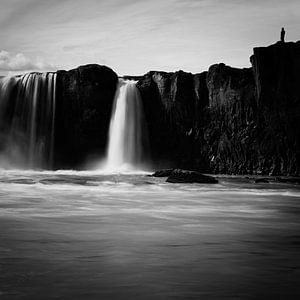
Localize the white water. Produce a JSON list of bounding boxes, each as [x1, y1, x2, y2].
[[0, 171, 300, 299], [105, 79, 148, 172], [0, 73, 57, 169]]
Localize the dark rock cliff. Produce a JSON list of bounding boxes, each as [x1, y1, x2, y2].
[[55, 64, 118, 168], [250, 41, 300, 175], [52, 41, 300, 175], [136, 70, 200, 168], [200, 64, 258, 174], [136, 65, 258, 173], [136, 41, 300, 175]]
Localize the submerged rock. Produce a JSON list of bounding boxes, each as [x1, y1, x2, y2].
[[151, 169, 174, 177], [166, 169, 218, 183]]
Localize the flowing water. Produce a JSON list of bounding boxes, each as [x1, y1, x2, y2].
[[105, 79, 149, 172], [0, 73, 56, 169], [0, 170, 299, 299], [0, 74, 299, 299]]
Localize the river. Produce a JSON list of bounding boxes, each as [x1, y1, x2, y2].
[[0, 170, 299, 299]]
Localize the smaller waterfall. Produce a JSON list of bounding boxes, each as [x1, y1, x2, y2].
[[105, 79, 149, 171], [0, 72, 56, 169]]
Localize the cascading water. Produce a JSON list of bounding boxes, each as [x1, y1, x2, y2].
[[105, 79, 149, 171], [0, 72, 56, 169]]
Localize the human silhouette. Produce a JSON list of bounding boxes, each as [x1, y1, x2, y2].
[[281, 27, 285, 42]]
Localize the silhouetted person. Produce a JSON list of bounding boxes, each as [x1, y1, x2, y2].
[[281, 27, 285, 42]]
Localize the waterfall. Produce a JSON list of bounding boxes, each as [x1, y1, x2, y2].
[[105, 79, 149, 171], [0, 72, 57, 169]]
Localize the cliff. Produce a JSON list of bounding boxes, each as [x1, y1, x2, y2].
[[136, 70, 199, 167], [136, 65, 258, 173], [55, 64, 118, 168], [136, 41, 300, 175], [200, 64, 258, 174], [52, 41, 300, 175], [250, 41, 300, 175]]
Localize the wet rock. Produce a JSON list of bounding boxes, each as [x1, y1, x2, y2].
[[166, 169, 218, 184], [151, 169, 174, 177], [254, 178, 269, 183], [6, 178, 36, 185], [275, 177, 300, 185]]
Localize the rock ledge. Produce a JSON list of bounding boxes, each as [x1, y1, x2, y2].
[[166, 169, 218, 184]]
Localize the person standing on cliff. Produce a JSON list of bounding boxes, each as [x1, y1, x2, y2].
[[281, 27, 285, 42]]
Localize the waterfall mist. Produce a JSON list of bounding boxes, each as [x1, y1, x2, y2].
[[104, 79, 149, 172], [0, 73, 56, 169]]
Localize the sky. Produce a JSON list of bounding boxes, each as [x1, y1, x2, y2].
[[0, 0, 299, 76]]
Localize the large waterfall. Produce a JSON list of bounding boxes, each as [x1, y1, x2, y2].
[[0, 73, 56, 169], [105, 79, 149, 171]]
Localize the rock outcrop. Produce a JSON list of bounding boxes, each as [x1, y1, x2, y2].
[[151, 169, 174, 177], [166, 169, 218, 184], [55, 64, 118, 168]]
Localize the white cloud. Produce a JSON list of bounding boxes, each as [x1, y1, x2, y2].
[[0, 0, 299, 75], [0, 50, 56, 72]]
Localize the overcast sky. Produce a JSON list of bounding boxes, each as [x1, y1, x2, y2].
[[0, 0, 299, 76]]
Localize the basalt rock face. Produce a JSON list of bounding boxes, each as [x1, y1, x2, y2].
[[137, 70, 206, 169], [136, 66, 257, 173], [201, 64, 258, 174], [250, 41, 300, 175], [137, 41, 300, 176], [55, 64, 118, 168]]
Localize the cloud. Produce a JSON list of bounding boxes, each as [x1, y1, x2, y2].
[[0, 0, 299, 75], [0, 50, 56, 72]]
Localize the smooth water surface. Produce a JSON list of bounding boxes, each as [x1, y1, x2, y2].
[[0, 170, 300, 299]]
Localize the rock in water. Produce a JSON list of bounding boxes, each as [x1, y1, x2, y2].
[[166, 169, 218, 183], [275, 177, 300, 185], [254, 178, 269, 183], [151, 169, 174, 177]]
